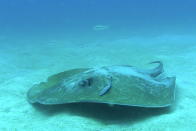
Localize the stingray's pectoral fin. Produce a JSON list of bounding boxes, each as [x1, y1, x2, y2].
[[99, 76, 112, 96]]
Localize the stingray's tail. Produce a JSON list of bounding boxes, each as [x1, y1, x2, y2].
[[148, 61, 164, 77]]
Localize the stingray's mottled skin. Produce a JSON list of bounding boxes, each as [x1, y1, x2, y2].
[[27, 61, 176, 107]]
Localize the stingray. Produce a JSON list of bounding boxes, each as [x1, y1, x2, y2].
[[27, 61, 176, 107]]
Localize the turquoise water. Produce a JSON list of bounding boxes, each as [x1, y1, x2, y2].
[[0, 0, 196, 130], [1, 0, 196, 39]]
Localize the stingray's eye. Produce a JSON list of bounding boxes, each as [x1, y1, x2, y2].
[[78, 77, 93, 87], [78, 80, 88, 87]]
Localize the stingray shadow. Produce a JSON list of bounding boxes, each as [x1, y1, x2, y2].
[[32, 101, 174, 125]]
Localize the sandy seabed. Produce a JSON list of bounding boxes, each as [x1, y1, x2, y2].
[[0, 34, 196, 131]]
